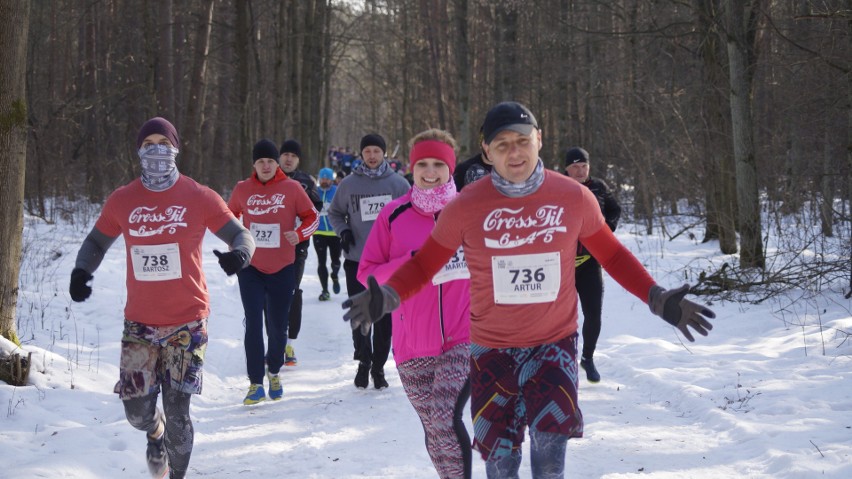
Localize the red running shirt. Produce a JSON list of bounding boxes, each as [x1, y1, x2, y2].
[[388, 170, 655, 348], [95, 176, 235, 327], [227, 169, 319, 274]]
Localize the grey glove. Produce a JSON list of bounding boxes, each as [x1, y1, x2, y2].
[[648, 284, 715, 342], [342, 275, 400, 336]]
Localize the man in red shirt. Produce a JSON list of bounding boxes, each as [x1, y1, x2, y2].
[[227, 139, 318, 405], [343, 102, 714, 479], [70, 117, 255, 479]]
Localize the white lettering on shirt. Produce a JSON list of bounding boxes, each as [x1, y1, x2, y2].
[[246, 193, 287, 216], [128, 206, 188, 237], [482, 205, 567, 249]]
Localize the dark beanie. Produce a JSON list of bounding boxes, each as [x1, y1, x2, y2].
[[279, 139, 302, 159], [253, 139, 281, 163], [136, 117, 180, 149], [360, 134, 386, 153], [565, 147, 589, 166]]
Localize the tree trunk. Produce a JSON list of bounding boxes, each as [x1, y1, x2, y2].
[[158, 0, 176, 119], [697, 0, 737, 254], [298, 0, 328, 172], [183, 0, 215, 182], [847, 0, 852, 295], [320, 0, 333, 166], [819, 131, 834, 237], [725, 0, 764, 269], [494, 5, 517, 101], [80, 2, 102, 201], [0, 0, 31, 344], [420, 0, 446, 129], [453, 0, 471, 154], [235, 0, 250, 179]]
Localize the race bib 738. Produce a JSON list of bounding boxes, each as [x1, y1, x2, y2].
[[130, 243, 182, 281]]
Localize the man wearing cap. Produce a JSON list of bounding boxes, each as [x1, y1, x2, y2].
[[278, 139, 324, 366], [328, 133, 410, 389], [69, 117, 256, 478], [564, 146, 622, 383], [228, 139, 318, 404], [342, 101, 714, 478], [314, 167, 342, 301]]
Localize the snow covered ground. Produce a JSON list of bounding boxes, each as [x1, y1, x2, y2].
[[2, 209, 851, 478]]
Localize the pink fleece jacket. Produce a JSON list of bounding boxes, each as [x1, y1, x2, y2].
[[358, 191, 471, 364]]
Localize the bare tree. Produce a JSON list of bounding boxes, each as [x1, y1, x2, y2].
[[724, 0, 765, 268], [453, 0, 472, 154], [696, 0, 737, 254], [0, 0, 31, 344], [182, 0, 215, 182]]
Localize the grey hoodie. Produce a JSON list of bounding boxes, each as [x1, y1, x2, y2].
[[328, 161, 410, 262]]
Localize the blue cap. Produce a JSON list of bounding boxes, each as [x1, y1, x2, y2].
[[318, 168, 335, 180]]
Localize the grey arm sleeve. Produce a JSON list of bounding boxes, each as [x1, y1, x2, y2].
[[213, 218, 255, 267], [327, 185, 349, 235], [74, 227, 118, 273]]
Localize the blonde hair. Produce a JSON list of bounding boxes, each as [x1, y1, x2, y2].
[[409, 128, 457, 151]]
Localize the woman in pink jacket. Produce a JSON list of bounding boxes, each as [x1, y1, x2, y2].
[[358, 129, 472, 479]]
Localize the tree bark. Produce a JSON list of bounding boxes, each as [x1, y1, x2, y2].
[[420, 0, 446, 129], [819, 131, 834, 237], [235, 0, 251, 179], [697, 0, 738, 254], [725, 0, 765, 268], [183, 0, 215, 182], [158, 0, 176, 119], [0, 0, 31, 344], [846, 0, 852, 295], [453, 0, 471, 154]]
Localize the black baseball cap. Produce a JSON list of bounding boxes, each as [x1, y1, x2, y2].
[[481, 101, 538, 144], [565, 147, 589, 165]]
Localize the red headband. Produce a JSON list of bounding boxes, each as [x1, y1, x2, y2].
[[409, 140, 456, 174]]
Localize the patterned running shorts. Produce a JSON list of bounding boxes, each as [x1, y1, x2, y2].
[[114, 318, 208, 399], [470, 333, 583, 461]]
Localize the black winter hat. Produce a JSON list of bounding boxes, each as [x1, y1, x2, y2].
[[360, 134, 386, 153], [481, 101, 538, 144], [565, 147, 589, 165], [253, 139, 281, 163], [279, 139, 302, 159]]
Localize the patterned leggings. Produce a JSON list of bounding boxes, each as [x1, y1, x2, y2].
[[123, 384, 193, 479], [397, 344, 472, 479]]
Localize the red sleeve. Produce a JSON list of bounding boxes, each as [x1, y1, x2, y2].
[[582, 225, 656, 303], [203, 185, 236, 233], [386, 235, 455, 301], [94, 193, 122, 237], [296, 207, 319, 241], [226, 187, 242, 219]]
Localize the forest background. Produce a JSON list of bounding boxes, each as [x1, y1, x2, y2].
[[1, 0, 851, 343]]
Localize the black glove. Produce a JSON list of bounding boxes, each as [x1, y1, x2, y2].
[[214, 249, 248, 276], [648, 284, 715, 342], [339, 230, 355, 254], [69, 268, 93, 302], [342, 275, 400, 336]]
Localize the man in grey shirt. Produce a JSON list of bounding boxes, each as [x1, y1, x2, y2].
[[328, 133, 410, 389]]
